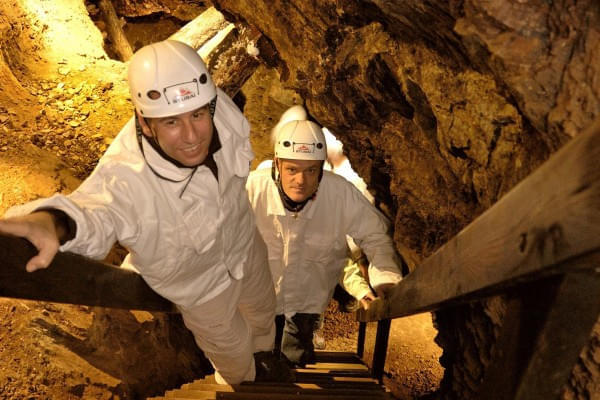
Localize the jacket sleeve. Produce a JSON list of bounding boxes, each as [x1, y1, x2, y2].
[[339, 258, 372, 300], [5, 165, 140, 261], [342, 180, 402, 290]]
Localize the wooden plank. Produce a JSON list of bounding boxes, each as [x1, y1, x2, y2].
[[313, 351, 362, 363], [203, 24, 262, 99], [98, 0, 133, 61], [477, 275, 566, 399], [184, 382, 383, 392], [357, 322, 366, 358], [241, 380, 382, 390], [169, 7, 262, 99], [293, 368, 371, 377], [0, 234, 175, 312], [359, 118, 600, 322], [165, 391, 216, 399], [169, 7, 230, 51], [514, 269, 600, 399], [169, 385, 386, 396], [295, 375, 378, 383], [478, 260, 600, 399], [371, 319, 391, 383], [303, 362, 368, 371], [215, 393, 386, 400]]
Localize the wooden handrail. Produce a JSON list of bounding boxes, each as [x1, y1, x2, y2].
[[359, 117, 600, 323], [0, 234, 176, 312]]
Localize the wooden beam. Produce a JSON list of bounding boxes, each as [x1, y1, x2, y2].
[[513, 268, 600, 399], [359, 118, 600, 322], [201, 24, 262, 99], [168, 8, 262, 99], [477, 275, 566, 399], [169, 6, 230, 51], [357, 321, 367, 358], [371, 319, 391, 383], [477, 260, 600, 399], [0, 233, 175, 312], [98, 0, 133, 61]]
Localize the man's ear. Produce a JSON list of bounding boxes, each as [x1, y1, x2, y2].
[[136, 110, 153, 138]]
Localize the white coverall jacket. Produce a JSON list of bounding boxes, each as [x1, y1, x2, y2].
[[7, 89, 276, 384], [246, 168, 402, 317]]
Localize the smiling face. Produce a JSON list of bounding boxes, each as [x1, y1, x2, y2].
[[277, 158, 322, 202], [138, 105, 213, 167]]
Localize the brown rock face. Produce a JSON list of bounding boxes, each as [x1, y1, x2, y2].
[[213, 0, 585, 261], [212, 0, 598, 398], [1, 0, 598, 398]]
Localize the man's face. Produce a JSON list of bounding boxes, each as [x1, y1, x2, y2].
[[139, 106, 213, 167], [278, 158, 322, 202]]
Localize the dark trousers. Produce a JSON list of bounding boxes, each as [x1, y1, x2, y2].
[[274, 313, 320, 366]]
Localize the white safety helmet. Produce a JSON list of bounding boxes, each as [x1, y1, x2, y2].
[[280, 105, 308, 123], [128, 40, 216, 118], [271, 105, 308, 145], [274, 120, 327, 161]]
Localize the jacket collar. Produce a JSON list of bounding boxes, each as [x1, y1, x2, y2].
[[133, 89, 252, 193]]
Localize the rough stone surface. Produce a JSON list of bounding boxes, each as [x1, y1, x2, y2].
[[211, 1, 599, 398], [0, 0, 599, 399]]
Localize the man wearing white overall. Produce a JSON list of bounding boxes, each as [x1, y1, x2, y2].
[[247, 117, 403, 366], [0, 40, 291, 384]]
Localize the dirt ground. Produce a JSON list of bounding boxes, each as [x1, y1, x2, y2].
[[0, 1, 444, 398]]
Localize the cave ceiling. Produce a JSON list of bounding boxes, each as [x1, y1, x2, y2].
[[0, 2, 598, 399], [4, 0, 600, 265], [207, 0, 599, 265]]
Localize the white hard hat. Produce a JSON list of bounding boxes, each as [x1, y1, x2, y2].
[[128, 40, 216, 118], [271, 105, 308, 144], [279, 105, 307, 125], [275, 120, 327, 161]]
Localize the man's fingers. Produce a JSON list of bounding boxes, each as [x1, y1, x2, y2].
[[26, 257, 46, 273], [360, 298, 370, 310], [25, 253, 53, 272], [0, 216, 59, 272], [25, 240, 58, 272], [360, 291, 377, 310]]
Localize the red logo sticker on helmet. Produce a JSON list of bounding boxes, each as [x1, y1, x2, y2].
[[167, 83, 197, 104], [293, 143, 314, 153], [177, 88, 192, 97]]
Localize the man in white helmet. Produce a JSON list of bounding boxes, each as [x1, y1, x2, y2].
[[246, 116, 403, 366], [257, 106, 379, 351], [0, 40, 289, 384]]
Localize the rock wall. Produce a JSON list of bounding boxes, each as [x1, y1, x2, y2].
[[1, 0, 598, 397], [209, 0, 599, 398]]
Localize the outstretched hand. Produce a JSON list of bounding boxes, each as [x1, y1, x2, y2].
[[359, 291, 377, 310], [0, 212, 60, 272]]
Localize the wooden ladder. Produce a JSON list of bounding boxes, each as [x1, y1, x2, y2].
[[147, 351, 392, 400]]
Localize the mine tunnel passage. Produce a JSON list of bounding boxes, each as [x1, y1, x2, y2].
[[0, 1, 445, 399]]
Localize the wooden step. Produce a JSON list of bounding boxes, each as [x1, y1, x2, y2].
[[165, 389, 388, 399], [147, 351, 391, 400], [169, 384, 388, 396], [185, 381, 383, 391], [304, 362, 369, 371]]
